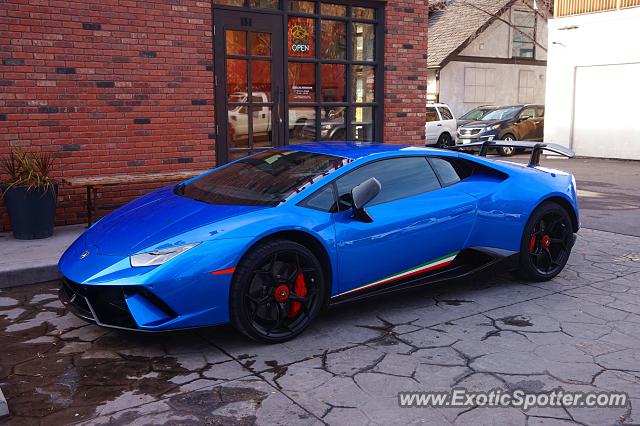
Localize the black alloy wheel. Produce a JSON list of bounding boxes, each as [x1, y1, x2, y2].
[[437, 133, 453, 148], [519, 202, 574, 281], [230, 240, 325, 343], [498, 134, 516, 156]]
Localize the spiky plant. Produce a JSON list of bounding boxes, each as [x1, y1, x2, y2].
[[1, 149, 57, 193]]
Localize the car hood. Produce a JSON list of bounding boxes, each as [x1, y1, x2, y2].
[[83, 186, 267, 255], [460, 119, 505, 128]]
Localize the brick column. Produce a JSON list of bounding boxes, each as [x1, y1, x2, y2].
[[383, 0, 429, 145]]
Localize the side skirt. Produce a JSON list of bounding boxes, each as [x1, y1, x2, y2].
[[329, 248, 518, 306]]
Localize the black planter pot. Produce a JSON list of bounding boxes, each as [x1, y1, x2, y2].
[[2, 184, 57, 240]]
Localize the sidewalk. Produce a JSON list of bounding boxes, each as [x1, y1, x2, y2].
[[0, 224, 84, 288]]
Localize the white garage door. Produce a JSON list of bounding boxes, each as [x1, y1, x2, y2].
[[573, 63, 640, 160]]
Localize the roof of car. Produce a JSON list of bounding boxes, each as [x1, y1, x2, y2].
[[282, 142, 441, 160]]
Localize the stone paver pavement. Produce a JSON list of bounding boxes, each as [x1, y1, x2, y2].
[[1, 228, 639, 425]]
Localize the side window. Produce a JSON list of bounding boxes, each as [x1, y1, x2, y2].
[[536, 106, 545, 117], [429, 158, 461, 187], [300, 185, 335, 212], [335, 157, 441, 210], [438, 107, 453, 121], [520, 107, 536, 119], [426, 107, 439, 122]]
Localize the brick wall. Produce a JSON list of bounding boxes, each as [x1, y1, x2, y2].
[[0, 0, 428, 232], [0, 0, 215, 231], [383, 0, 429, 145]]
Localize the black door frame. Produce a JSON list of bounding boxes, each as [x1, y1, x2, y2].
[[213, 9, 285, 165], [212, 1, 386, 166]]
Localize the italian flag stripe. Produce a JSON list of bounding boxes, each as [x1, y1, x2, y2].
[[336, 251, 459, 298]]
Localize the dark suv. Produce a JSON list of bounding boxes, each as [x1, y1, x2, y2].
[[456, 104, 545, 156]]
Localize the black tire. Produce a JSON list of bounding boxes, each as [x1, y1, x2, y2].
[[437, 133, 453, 148], [518, 202, 574, 282], [229, 239, 326, 343], [497, 134, 516, 156]]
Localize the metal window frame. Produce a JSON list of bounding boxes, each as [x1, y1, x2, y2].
[[212, 0, 385, 162]]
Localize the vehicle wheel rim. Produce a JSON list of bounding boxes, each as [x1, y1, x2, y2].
[[244, 250, 321, 338], [438, 135, 450, 148], [529, 211, 571, 276]]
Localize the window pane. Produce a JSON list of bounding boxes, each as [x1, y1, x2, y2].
[[512, 10, 535, 58], [303, 185, 336, 212], [321, 107, 346, 141], [289, 0, 315, 13], [352, 23, 375, 61], [438, 107, 453, 120], [228, 108, 249, 150], [513, 42, 534, 58], [251, 32, 272, 56], [321, 20, 346, 59], [335, 157, 440, 208], [426, 107, 438, 122], [353, 7, 375, 20], [288, 62, 316, 102], [513, 10, 535, 26], [321, 3, 347, 16], [252, 60, 272, 101], [353, 106, 372, 124], [289, 107, 316, 143], [227, 59, 248, 100], [214, 0, 244, 6], [288, 17, 315, 58], [430, 158, 461, 187], [226, 30, 247, 55], [250, 0, 278, 8], [352, 107, 374, 142], [252, 106, 273, 148], [321, 63, 346, 102], [352, 65, 375, 103], [183, 150, 346, 207], [351, 124, 373, 142]]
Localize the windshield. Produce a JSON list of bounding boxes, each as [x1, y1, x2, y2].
[[179, 150, 349, 207], [460, 108, 494, 121], [482, 107, 521, 121]]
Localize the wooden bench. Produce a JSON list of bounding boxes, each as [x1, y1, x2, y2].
[[61, 170, 207, 226]]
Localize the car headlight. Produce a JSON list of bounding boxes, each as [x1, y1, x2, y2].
[[130, 243, 200, 267], [484, 124, 500, 132]]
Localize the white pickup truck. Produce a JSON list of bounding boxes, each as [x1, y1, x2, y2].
[[228, 92, 315, 140]]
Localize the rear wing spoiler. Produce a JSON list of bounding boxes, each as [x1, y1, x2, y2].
[[451, 141, 575, 167]]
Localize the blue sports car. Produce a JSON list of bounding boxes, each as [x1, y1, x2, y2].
[[59, 141, 579, 342]]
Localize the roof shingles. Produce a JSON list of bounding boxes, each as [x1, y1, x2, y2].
[[428, 0, 514, 67]]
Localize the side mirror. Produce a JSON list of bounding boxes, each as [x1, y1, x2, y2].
[[350, 177, 381, 223], [518, 115, 531, 122]]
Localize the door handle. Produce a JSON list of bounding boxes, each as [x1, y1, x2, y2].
[[452, 205, 474, 215], [436, 124, 442, 127]]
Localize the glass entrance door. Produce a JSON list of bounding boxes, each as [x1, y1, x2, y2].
[[214, 10, 284, 164]]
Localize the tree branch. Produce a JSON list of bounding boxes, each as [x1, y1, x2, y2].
[[456, 0, 548, 52]]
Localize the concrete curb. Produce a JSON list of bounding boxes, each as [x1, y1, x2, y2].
[[0, 387, 8, 419], [0, 224, 83, 289], [0, 266, 61, 289]]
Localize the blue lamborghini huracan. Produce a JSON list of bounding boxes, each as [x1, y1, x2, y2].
[[59, 142, 579, 342]]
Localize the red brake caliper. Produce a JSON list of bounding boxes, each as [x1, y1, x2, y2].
[[529, 233, 537, 253], [288, 272, 308, 318]]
